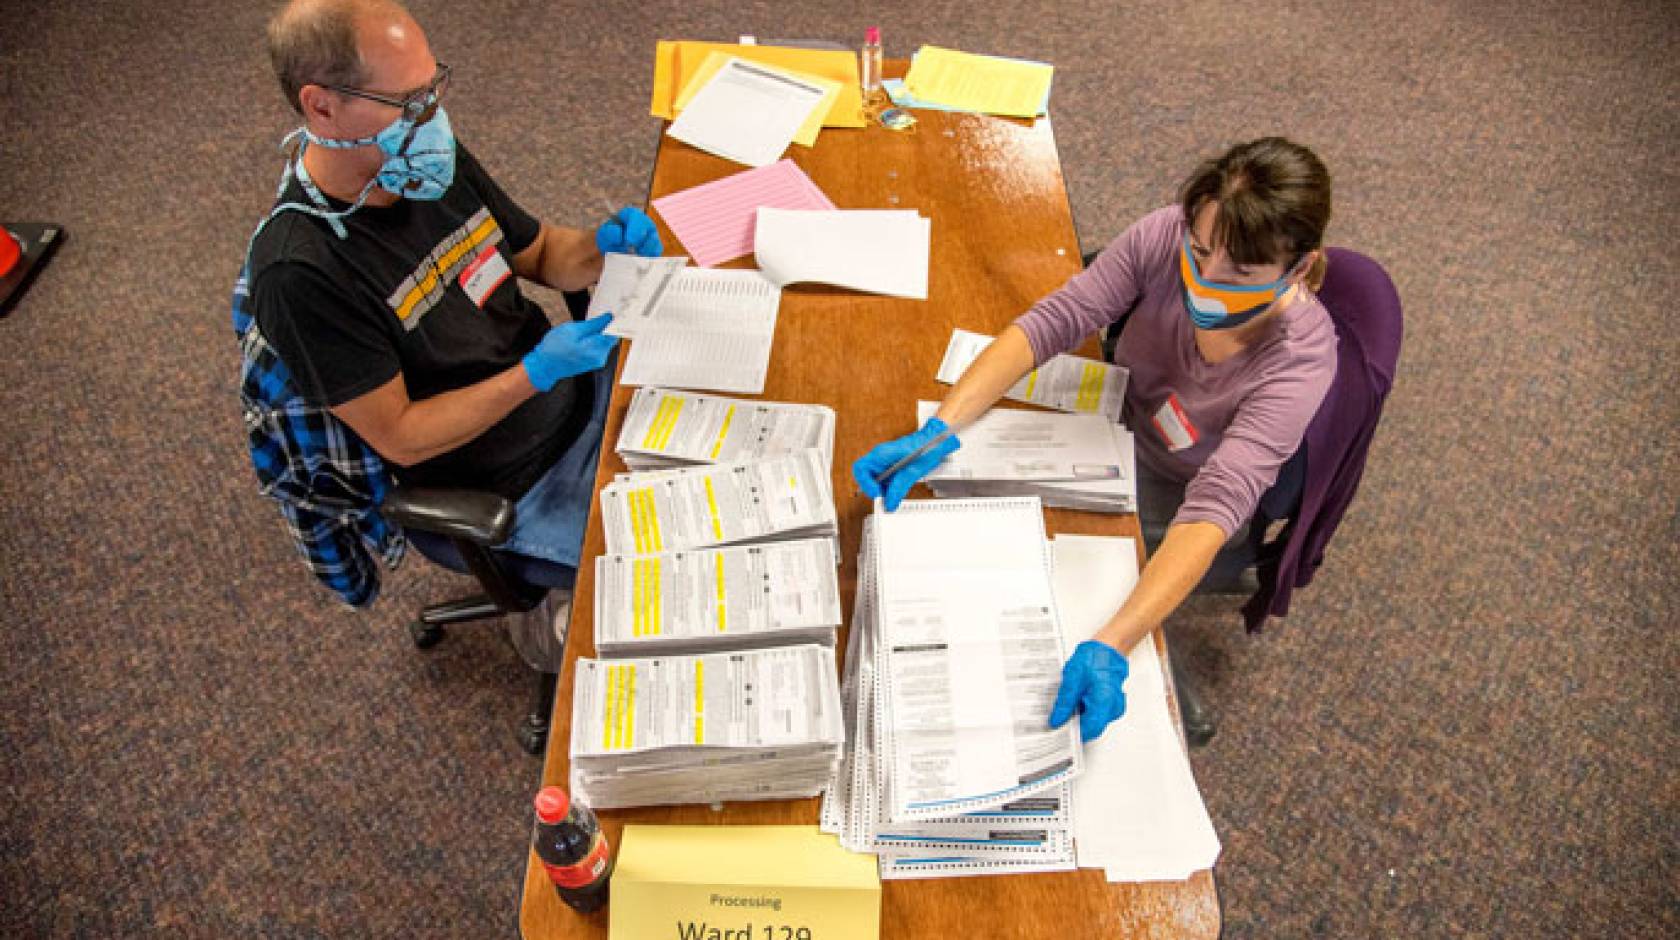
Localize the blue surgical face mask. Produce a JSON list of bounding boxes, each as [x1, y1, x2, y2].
[[1178, 233, 1305, 331], [305, 105, 457, 201], [247, 108, 457, 246]]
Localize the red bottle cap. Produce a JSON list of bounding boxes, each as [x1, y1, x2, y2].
[[533, 786, 570, 823], [866, 27, 881, 45], [0, 228, 19, 278]]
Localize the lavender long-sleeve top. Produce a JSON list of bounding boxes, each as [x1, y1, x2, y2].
[[1013, 206, 1337, 537]]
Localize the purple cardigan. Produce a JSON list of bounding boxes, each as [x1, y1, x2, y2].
[[1242, 247, 1403, 631]]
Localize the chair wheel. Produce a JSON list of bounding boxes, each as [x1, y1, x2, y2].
[[409, 620, 445, 649], [516, 716, 549, 755], [1184, 713, 1217, 749]]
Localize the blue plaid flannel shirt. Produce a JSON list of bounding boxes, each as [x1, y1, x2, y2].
[[233, 267, 406, 607]]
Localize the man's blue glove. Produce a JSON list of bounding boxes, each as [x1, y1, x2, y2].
[[851, 417, 961, 511], [522, 314, 618, 392], [595, 206, 663, 256], [1048, 640, 1129, 742]]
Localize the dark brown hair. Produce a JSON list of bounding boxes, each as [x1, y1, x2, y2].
[[1179, 137, 1332, 288], [266, 0, 391, 114]]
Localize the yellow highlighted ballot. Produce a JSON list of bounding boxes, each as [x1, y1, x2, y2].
[[652, 41, 866, 128], [903, 45, 1054, 118], [609, 826, 880, 940], [675, 52, 841, 148]]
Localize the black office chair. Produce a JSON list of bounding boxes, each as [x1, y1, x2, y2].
[[377, 287, 596, 756], [379, 483, 569, 755]]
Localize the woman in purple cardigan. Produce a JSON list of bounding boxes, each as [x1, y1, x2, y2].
[[854, 137, 1337, 742]]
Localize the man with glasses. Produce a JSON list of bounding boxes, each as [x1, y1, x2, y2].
[[243, 0, 659, 640]]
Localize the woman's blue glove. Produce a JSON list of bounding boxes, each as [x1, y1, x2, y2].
[[1049, 640, 1129, 742], [522, 314, 618, 392], [595, 206, 663, 256], [851, 417, 961, 511]]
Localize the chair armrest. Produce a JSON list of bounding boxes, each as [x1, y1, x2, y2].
[[383, 485, 515, 546]]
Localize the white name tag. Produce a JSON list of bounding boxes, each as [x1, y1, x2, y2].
[[459, 245, 511, 308], [1151, 394, 1200, 452]]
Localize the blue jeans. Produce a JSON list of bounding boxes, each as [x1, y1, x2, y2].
[[496, 358, 614, 570]]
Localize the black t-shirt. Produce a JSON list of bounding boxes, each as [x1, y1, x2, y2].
[[248, 143, 579, 499]]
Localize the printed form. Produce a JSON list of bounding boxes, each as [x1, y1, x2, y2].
[[667, 57, 833, 168], [593, 538, 842, 656], [569, 644, 845, 809], [871, 497, 1082, 820], [587, 253, 689, 338], [618, 268, 781, 394], [937, 328, 1128, 421], [617, 387, 836, 473], [598, 449, 836, 555], [915, 400, 1127, 481]]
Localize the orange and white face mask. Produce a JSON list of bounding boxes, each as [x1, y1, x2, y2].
[[1178, 233, 1304, 331]]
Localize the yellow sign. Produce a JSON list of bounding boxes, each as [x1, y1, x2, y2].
[[609, 825, 880, 940]]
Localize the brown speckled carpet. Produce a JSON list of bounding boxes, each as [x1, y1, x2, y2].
[[2, 0, 1675, 937]]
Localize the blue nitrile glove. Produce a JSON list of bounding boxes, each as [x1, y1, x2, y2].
[[522, 314, 618, 392], [1049, 640, 1130, 742], [595, 206, 663, 256], [851, 417, 961, 511]]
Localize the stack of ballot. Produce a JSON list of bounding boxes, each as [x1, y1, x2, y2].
[[916, 402, 1137, 513], [569, 643, 846, 809], [615, 386, 836, 475], [598, 448, 838, 555], [820, 499, 1085, 879], [593, 538, 843, 657]]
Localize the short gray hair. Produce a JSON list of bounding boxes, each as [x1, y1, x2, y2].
[[266, 0, 378, 114]]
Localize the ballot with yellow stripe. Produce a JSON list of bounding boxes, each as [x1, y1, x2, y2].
[[616, 387, 836, 474], [593, 539, 842, 657], [597, 449, 837, 557], [568, 645, 845, 810]]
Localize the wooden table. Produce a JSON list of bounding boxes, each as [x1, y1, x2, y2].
[[521, 75, 1221, 940]]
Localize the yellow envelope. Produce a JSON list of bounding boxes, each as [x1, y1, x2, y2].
[[673, 51, 842, 148], [652, 41, 866, 128]]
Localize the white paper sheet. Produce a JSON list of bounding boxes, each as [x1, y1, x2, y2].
[[754, 208, 931, 300], [666, 57, 831, 168], [1049, 535, 1222, 882], [618, 268, 781, 394], [588, 253, 690, 338]]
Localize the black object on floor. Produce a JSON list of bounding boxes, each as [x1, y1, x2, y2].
[[0, 223, 66, 318], [1169, 649, 1217, 749]]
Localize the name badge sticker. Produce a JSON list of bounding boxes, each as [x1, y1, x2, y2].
[[1151, 393, 1199, 452], [459, 245, 511, 308]]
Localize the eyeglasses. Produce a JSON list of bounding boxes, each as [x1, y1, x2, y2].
[[324, 62, 452, 125]]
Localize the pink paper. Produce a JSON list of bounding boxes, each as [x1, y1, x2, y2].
[[651, 159, 836, 268]]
